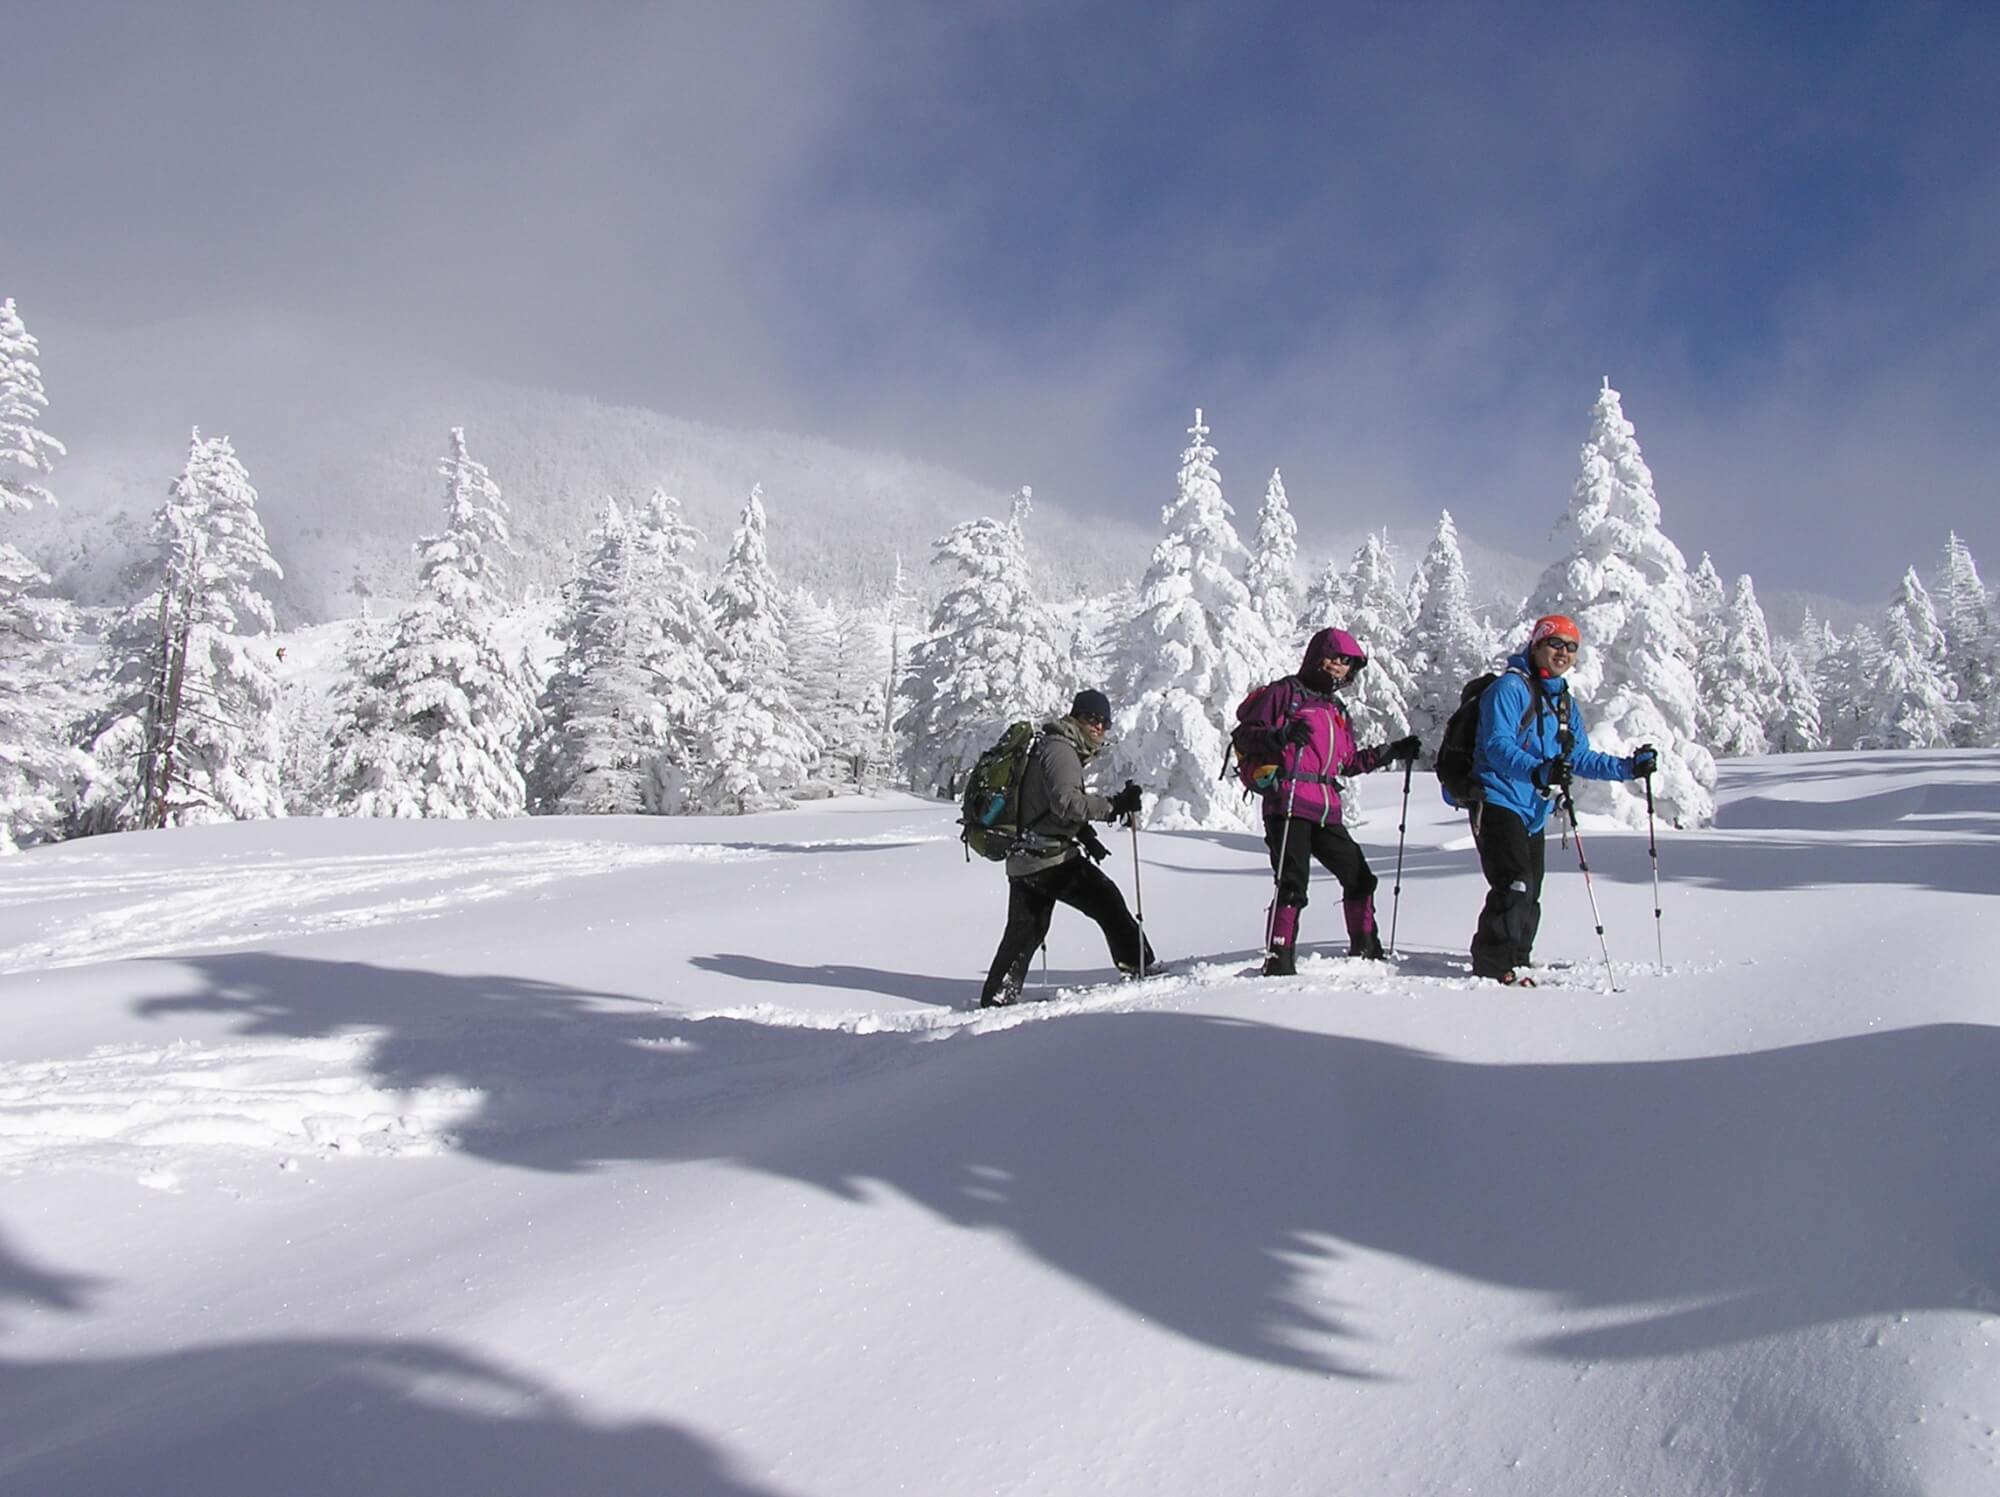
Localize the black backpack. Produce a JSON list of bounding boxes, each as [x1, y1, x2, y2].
[[1435, 670, 1539, 808], [959, 721, 1041, 861]]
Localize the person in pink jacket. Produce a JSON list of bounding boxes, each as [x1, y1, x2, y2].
[[1234, 627, 1421, 975]]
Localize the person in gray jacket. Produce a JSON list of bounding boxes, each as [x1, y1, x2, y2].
[[979, 689, 1157, 1007]]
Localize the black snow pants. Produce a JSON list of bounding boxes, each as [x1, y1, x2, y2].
[[1263, 817, 1379, 911], [1470, 802, 1547, 979], [982, 856, 1155, 1005]]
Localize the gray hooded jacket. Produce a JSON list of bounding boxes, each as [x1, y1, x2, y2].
[[1003, 715, 1116, 878]]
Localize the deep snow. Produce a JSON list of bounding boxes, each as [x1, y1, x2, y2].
[[2, 751, 1997, 1495]]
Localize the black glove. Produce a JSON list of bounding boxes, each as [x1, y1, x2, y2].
[[1386, 735, 1421, 764], [1079, 825, 1111, 863], [1107, 781, 1143, 819], [1282, 718, 1314, 748], [1628, 744, 1659, 777], [1533, 757, 1573, 794]]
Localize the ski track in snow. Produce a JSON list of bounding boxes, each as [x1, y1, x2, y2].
[[0, 954, 1710, 1177], [0, 841, 755, 976], [0, 1033, 482, 1176]]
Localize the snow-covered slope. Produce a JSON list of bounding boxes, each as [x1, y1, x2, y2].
[[2, 751, 1996, 1495]]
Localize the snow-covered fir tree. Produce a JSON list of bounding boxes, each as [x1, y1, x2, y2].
[[616, 486, 724, 804], [272, 633, 353, 816], [0, 298, 83, 850], [783, 585, 887, 792], [1405, 511, 1496, 748], [897, 486, 1067, 796], [1065, 581, 1135, 699], [1304, 531, 1416, 743], [784, 586, 843, 739], [1706, 574, 1782, 758], [1933, 533, 1994, 746], [531, 492, 724, 815], [1107, 410, 1279, 829], [74, 430, 285, 832], [1792, 607, 1830, 675], [1687, 552, 1728, 749], [1816, 622, 1881, 751], [1298, 556, 1342, 651], [691, 672, 822, 813], [1244, 467, 1299, 673], [327, 428, 538, 818], [0, 299, 66, 514], [691, 485, 819, 812], [0, 551, 84, 852], [813, 599, 892, 790], [1769, 641, 1824, 753], [1861, 568, 1957, 750], [1525, 380, 1715, 827], [709, 485, 789, 683]]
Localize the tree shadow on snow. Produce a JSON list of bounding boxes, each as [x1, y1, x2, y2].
[[0, 1334, 803, 1496], [0, 1226, 105, 1326], [0, 1216, 795, 1494], [133, 954, 2000, 1381], [1716, 775, 2000, 834]]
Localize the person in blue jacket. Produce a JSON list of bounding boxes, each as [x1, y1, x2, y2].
[[1469, 614, 1658, 985]]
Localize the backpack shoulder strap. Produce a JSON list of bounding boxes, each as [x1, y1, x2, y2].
[[1496, 665, 1540, 738]]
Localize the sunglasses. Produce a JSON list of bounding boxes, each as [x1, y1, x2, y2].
[[1538, 637, 1579, 656]]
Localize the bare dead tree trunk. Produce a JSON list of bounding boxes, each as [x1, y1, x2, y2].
[[142, 536, 200, 830], [140, 591, 175, 829]]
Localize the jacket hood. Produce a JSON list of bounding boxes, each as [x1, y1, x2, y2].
[[1304, 624, 1368, 676], [1045, 714, 1102, 761]]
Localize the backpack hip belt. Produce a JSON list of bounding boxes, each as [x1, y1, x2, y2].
[[1275, 770, 1342, 786]]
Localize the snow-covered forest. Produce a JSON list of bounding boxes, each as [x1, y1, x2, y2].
[[3, 297, 1996, 853]]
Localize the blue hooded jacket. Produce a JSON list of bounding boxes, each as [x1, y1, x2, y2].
[[1474, 652, 1633, 834]]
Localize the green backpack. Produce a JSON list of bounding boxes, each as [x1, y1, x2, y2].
[[959, 721, 1041, 861]]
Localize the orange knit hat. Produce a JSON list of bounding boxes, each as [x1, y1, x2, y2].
[[1529, 614, 1581, 647]]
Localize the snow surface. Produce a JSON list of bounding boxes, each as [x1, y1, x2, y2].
[[2, 751, 1997, 1495]]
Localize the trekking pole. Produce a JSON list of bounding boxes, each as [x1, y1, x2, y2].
[[1128, 812, 1148, 978], [1643, 769, 1664, 972], [1388, 755, 1414, 956], [1265, 775, 1301, 953], [1559, 786, 1617, 991]]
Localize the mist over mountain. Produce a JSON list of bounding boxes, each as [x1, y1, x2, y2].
[[14, 315, 1161, 623], [15, 312, 1867, 638]]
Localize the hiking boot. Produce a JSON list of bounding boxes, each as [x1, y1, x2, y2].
[[1496, 969, 1537, 988], [1261, 944, 1297, 978], [1347, 932, 1386, 960], [1117, 957, 1176, 980]]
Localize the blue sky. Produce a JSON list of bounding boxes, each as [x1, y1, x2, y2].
[[5, 0, 1995, 600]]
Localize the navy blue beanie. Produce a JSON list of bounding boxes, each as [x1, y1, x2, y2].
[[1070, 689, 1112, 725]]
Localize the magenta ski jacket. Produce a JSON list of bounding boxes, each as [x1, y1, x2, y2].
[[1236, 628, 1394, 825]]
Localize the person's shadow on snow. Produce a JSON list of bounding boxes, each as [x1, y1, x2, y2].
[[137, 954, 2000, 1382], [690, 952, 984, 1006]]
